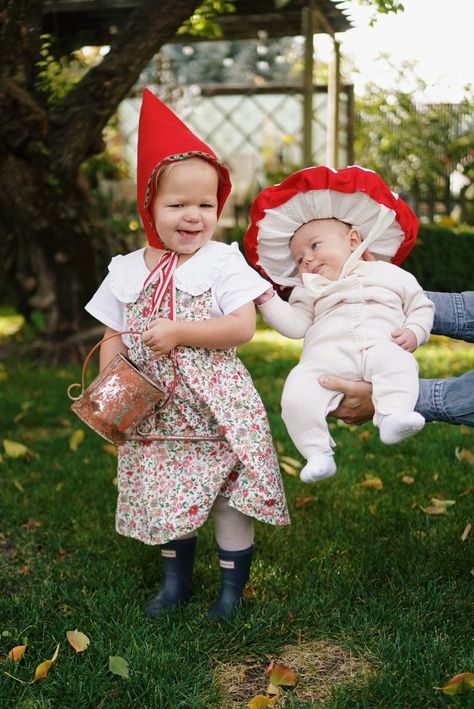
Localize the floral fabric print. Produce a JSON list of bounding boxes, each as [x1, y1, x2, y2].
[[116, 284, 289, 545]]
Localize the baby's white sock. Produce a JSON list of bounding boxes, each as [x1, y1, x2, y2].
[[300, 450, 336, 483], [379, 411, 425, 445]]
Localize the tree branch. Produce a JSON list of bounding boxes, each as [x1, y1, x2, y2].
[[48, 0, 202, 176]]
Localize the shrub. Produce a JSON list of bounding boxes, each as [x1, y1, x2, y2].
[[402, 224, 474, 292]]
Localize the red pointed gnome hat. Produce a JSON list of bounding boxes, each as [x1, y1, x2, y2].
[[243, 165, 418, 291], [137, 88, 232, 248]]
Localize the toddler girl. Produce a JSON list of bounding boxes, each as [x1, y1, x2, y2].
[[244, 165, 434, 482], [85, 89, 289, 618]]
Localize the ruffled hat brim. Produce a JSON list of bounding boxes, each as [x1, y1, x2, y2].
[[243, 165, 418, 289]]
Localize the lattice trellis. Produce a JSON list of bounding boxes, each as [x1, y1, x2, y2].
[[115, 86, 353, 226], [118, 85, 353, 208]]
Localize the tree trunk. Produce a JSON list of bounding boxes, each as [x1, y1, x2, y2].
[[0, 0, 201, 340]]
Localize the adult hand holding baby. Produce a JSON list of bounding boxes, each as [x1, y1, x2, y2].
[[319, 375, 374, 424]]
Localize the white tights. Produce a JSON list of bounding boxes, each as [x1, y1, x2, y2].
[[176, 494, 254, 551]]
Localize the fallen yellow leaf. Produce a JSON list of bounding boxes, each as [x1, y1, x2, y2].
[[66, 630, 90, 652], [33, 643, 59, 682], [358, 429, 370, 440], [455, 447, 474, 464], [266, 682, 280, 695], [357, 476, 383, 490], [401, 475, 415, 485], [247, 694, 279, 708], [431, 497, 456, 509], [279, 455, 302, 469], [435, 671, 474, 695], [279, 460, 300, 477], [266, 661, 297, 687], [102, 444, 118, 457], [461, 522, 472, 542], [69, 430, 85, 452], [8, 645, 27, 661], [420, 506, 447, 515], [295, 496, 317, 507], [3, 440, 33, 458], [21, 518, 42, 530]]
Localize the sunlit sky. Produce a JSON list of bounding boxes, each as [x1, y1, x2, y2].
[[320, 0, 474, 101]]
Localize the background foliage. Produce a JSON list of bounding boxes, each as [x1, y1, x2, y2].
[[354, 61, 474, 223], [403, 225, 474, 292]]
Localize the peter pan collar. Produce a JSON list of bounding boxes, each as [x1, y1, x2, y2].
[[108, 241, 236, 303]]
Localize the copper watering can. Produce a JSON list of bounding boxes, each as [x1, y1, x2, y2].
[[67, 331, 176, 446]]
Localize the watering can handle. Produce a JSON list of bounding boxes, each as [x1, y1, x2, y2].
[[67, 331, 177, 402]]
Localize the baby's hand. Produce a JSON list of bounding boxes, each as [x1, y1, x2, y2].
[[142, 319, 181, 355], [254, 287, 275, 306], [391, 327, 417, 352]]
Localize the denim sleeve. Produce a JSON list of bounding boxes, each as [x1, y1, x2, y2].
[[416, 372, 474, 425], [417, 292, 474, 425], [425, 291, 474, 342]]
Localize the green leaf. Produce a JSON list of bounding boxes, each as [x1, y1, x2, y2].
[[109, 655, 129, 679]]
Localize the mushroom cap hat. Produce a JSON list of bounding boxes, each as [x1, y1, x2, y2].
[[243, 165, 418, 290]]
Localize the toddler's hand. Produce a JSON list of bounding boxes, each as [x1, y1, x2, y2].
[[142, 319, 181, 355], [391, 327, 417, 352]]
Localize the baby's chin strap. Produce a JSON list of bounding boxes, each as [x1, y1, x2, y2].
[[143, 250, 179, 323], [340, 204, 395, 279]]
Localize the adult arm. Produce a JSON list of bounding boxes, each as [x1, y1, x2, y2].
[[427, 290, 474, 342]]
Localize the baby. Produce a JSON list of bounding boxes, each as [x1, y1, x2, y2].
[[244, 165, 435, 482]]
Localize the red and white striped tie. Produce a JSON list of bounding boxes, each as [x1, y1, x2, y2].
[[142, 250, 178, 322]]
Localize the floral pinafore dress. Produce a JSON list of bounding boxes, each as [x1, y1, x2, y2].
[[116, 282, 290, 545]]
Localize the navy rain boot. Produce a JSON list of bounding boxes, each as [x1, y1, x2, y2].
[[208, 544, 253, 619], [145, 537, 197, 618]]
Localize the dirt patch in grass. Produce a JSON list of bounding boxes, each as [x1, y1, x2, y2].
[[214, 639, 373, 706]]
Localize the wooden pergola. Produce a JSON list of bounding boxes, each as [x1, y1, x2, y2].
[[43, 0, 352, 167]]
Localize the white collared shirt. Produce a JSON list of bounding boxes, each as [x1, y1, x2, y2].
[[85, 240, 270, 345]]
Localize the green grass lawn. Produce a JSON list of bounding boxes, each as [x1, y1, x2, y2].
[[0, 328, 473, 708]]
